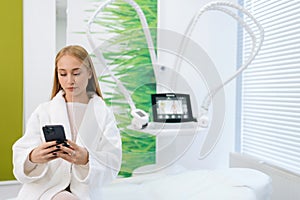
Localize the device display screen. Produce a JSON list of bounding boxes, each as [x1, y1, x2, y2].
[[151, 93, 194, 123], [136, 110, 145, 117]]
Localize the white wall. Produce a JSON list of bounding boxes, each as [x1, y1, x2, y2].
[[56, 0, 67, 52], [158, 0, 238, 169], [23, 0, 56, 127]]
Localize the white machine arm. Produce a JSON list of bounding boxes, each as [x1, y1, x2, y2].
[[172, 1, 264, 159], [174, 1, 264, 127], [87, 0, 158, 129], [87, 0, 158, 87]]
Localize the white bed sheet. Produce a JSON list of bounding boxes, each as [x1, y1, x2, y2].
[[102, 168, 272, 200]]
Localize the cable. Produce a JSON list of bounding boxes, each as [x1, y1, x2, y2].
[[171, 1, 264, 159], [174, 1, 264, 126], [87, 0, 158, 129]]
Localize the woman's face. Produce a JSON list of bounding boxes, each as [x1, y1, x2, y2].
[[57, 55, 91, 103]]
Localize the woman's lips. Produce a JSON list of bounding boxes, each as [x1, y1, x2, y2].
[[66, 87, 76, 91]]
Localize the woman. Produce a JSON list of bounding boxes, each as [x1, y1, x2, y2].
[[13, 45, 122, 200]]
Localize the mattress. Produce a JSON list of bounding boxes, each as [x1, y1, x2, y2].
[[102, 167, 272, 200]]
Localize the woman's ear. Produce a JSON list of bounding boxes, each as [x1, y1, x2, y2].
[[88, 69, 92, 79]]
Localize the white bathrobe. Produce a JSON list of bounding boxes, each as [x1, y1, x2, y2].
[[12, 91, 122, 200]]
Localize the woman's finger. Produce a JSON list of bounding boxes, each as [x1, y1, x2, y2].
[[44, 141, 58, 149], [64, 140, 77, 150], [30, 141, 60, 163], [56, 142, 88, 165]]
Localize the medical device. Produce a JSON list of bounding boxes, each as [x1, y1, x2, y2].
[[87, 0, 158, 129], [87, 0, 264, 159], [172, 1, 264, 158], [131, 109, 149, 129]]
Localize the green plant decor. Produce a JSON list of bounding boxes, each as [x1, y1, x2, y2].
[[86, 0, 157, 177]]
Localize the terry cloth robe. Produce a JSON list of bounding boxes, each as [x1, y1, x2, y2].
[[12, 91, 122, 200]]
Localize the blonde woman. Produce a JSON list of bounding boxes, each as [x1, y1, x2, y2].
[[13, 45, 122, 200]]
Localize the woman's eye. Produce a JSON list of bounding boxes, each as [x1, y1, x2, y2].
[[59, 74, 67, 77], [73, 73, 80, 76]]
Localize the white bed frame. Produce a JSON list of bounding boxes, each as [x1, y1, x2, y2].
[[230, 152, 300, 200]]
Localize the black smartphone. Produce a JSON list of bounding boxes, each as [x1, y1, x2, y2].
[[42, 125, 67, 144]]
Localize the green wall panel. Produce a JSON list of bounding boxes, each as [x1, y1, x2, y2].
[[0, 1, 23, 181], [93, 0, 157, 177]]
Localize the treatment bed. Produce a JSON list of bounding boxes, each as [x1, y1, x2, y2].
[[102, 167, 272, 200]]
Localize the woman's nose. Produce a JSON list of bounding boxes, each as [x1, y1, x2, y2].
[[67, 74, 75, 84]]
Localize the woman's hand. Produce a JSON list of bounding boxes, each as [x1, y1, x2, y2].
[[29, 141, 60, 164], [56, 140, 89, 165]]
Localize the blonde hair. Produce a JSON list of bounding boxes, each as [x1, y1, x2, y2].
[[51, 45, 102, 99]]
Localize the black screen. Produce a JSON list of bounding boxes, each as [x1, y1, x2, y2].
[[151, 93, 194, 123], [136, 111, 145, 117]]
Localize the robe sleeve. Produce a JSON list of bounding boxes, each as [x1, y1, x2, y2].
[[12, 104, 49, 183]]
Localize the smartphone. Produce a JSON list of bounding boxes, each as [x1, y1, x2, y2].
[[42, 125, 66, 144]]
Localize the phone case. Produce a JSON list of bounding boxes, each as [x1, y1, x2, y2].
[[42, 125, 66, 143]]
